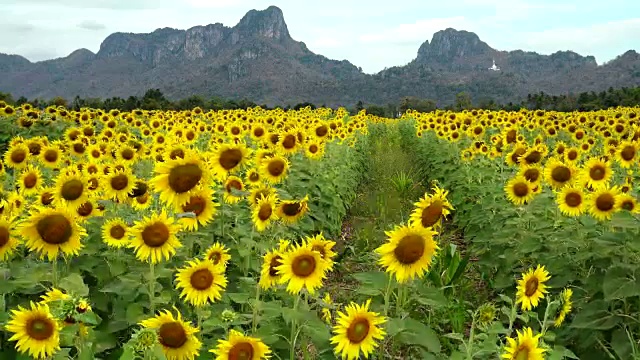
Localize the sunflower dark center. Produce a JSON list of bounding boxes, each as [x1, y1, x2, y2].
[[88, 178, 99, 191], [37, 214, 72, 245], [225, 180, 242, 193], [77, 202, 93, 216], [73, 143, 85, 154], [208, 252, 222, 264], [41, 192, 54, 205], [309, 144, 319, 153], [110, 225, 126, 239], [190, 268, 214, 290], [291, 254, 316, 277], [61, 179, 84, 201], [141, 222, 170, 247], [44, 149, 58, 162], [168, 164, 203, 193], [316, 125, 328, 137], [565, 192, 582, 207], [282, 135, 296, 149], [312, 245, 326, 258], [524, 151, 541, 164], [228, 342, 254, 360], [513, 183, 529, 198], [28, 143, 42, 155], [249, 172, 260, 182], [121, 149, 135, 160], [10, 149, 27, 163], [254, 128, 264, 137], [231, 127, 241, 135], [219, 149, 243, 170], [258, 203, 272, 221], [394, 235, 426, 264], [621, 146, 635, 161], [524, 278, 539, 297], [0, 226, 9, 247], [567, 150, 578, 161], [421, 200, 443, 228], [622, 200, 635, 211], [596, 194, 615, 211], [551, 166, 571, 183], [523, 169, 540, 182], [589, 165, 606, 181], [182, 196, 206, 216], [346, 318, 371, 344], [282, 202, 302, 216], [267, 159, 285, 177], [26, 317, 55, 341], [111, 174, 129, 191], [158, 322, 187, 348], [170, 149, 185, 160], [268, 255, 282, 277], [23, 173, 38, 188], [130, 181, 148, 198], [511, 148, 526, 163]]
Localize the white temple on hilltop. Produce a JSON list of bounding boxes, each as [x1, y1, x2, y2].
[[489, 59, 500, 71]]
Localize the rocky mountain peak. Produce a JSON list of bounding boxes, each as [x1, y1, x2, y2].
[[417, 28, 492, 62], [235, 5, 290, 41]]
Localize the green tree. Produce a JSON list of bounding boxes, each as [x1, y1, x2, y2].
[[454, 92, 472, 111]]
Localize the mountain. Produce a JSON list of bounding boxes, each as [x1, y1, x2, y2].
[[1, 6, 639, 106]]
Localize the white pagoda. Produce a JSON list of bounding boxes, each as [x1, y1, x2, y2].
[[489, 59, 500, 71]]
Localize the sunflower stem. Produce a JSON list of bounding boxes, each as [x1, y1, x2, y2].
[[252, 283, 261, 334], [507, 300, 518, 335], [383, 275, 393, 317], [539, 299, 554, 336], [465, 313, 477, 360], [289, 295, 301, 360], [149, 262, 156, 315], [52, 257, 58, 287]]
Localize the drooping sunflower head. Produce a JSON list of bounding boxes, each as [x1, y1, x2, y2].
[[516, 265, 550, 311], [4, 301, 61, 360], [129, 211, 183, 264], [204, 242, 231, 268], [376, 225, 439, 283], [223, 176, 245, 204], [330, 299, 387, 360], [209, 329, 271, 360], [276, 195, 309, 224], [554, 288, 573, 327], [276, 242, 328, 295], [140, 309, 202, 360], [409, 186, 453, 230], [175, 259, 228, 307], [18, 207, 87, 261], [251, 194, 279, 232], [306, 233, 337, 269]]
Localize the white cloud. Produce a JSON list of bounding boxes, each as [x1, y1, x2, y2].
[[78, 20, 107, 31], [521, 18, 640, 63]]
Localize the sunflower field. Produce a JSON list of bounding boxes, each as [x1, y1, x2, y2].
[[0, 101, 638, 360]]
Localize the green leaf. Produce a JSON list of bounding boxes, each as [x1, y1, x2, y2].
[[395, 317, 441, 353], [118, 346, 136, 360], [59, 273, 90, 297], [352, 271, 389, 296], [125, 303, 145, 325], [602, 266, 640, 300]]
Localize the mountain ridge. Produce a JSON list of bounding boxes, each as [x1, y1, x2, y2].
[[0, 6, 639, 106]]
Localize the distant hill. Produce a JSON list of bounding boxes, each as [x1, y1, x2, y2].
[[0, 6, 639, 107]]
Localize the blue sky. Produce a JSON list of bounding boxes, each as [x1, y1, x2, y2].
[[0, 0, 638, 73]]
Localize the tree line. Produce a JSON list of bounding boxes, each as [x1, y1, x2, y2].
[[1, 86, 639, 117]]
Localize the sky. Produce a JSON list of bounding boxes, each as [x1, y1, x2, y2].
[[0, 0, 638, 74]]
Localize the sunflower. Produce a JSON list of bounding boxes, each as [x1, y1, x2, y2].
[[19, 207, 86, 261], [588, 186, 620, 221], [276, 195, 309, 224], [305, 140, 325, 159], [222, 176, 244, 204], [103, 167, 136, 202], [175, 259, 228, 307], [211, 143, 250, 179], [504, 175, 535, 205], [53, 172, 89, 210], [259, 247, 284, 290], [129, 211, 182, 264], [260, 155, 289, 184], [210, 329, 271, 360], [4, 302, 61, 360], [249, 185, 277, 205], [556, 186, 587, 217], [276, 242, 328, 295], [617, 193, 639, 213], [251, 194, 278, 232], [140, 309, 202, 360], [177, 187, 218, 231], [278, 130, 299, 154], [245, 169, 262, 186], [330, 299, 387, 360], [554, 288, 573, 327], [306, 233, 337, 270], [204, 242, 231, 268], [516, 265, 550, 311], [409, 186, 453, 230], [4, 142, 30, 169], [102, 218, 130, 248], [518, 164, 542, 184], [616, 141, 638, 168], [376, 225, 438, 283], [0, 216, 20, 261], [37, 187, 55, 207], [543, 158, 576, 189], [582, 157, 612, 190], [150, 152, 211, 207], [132, 193, 152, 210], [75, 200, 102, 221], [501, 327, 545, 360], [18, 165, 44, 195]]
